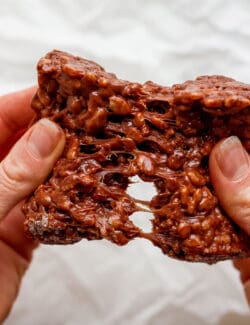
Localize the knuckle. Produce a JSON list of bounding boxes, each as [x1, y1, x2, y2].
[[0, 156, 30, 192]]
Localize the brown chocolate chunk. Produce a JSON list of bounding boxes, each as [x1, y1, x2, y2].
[[23, 50, 250, 263]]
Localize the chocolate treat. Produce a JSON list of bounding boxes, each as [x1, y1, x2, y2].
[[23, 50, 250, 263]]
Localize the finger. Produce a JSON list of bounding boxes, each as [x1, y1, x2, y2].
[[233, 258, 250, 283], [0, 118, 65, 221], [0, 239, 28, 322], [0, 129, 26, 162], [0, 87, 36, 147], [0, 201, 38, 262], [244, 280, 250, 305], [209, 136, 250, 235]]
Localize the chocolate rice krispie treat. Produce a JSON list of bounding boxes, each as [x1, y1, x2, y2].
[[23, 50, 250, 263]]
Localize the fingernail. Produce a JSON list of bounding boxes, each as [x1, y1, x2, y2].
[[216, 136, 249, 181], [28, 119, 62, 158]]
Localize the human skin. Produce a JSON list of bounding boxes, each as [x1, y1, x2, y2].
[[209, 136, 250, 305], [0, 88, 65, 322], [0, 89, 249, 322]]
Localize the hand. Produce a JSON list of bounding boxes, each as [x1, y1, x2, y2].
[[209, 136, 250, 305], [0, 88, 65, 322]]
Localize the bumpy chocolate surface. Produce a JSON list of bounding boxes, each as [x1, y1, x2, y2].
[[23, 50, 250, 263]]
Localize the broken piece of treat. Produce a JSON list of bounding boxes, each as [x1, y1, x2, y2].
[[23, 50, 250, 263]]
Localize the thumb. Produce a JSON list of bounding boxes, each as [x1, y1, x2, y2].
[[0, 118, 65, 220], [209, 136, 250, 235]]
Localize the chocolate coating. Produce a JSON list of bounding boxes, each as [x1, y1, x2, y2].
[[23, 50, 250, 263]]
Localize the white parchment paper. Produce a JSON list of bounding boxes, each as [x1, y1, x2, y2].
[[0, 0, 250, 324]]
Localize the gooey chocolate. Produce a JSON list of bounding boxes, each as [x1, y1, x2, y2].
[[23, 50, 250, 263]]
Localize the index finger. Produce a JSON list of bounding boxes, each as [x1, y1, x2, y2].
[[0, 87, 36, 147]]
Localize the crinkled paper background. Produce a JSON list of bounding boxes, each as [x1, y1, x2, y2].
[[1, 0, 250, 324]]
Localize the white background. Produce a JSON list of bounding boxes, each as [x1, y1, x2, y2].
[[1, 0, 250, 324]]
